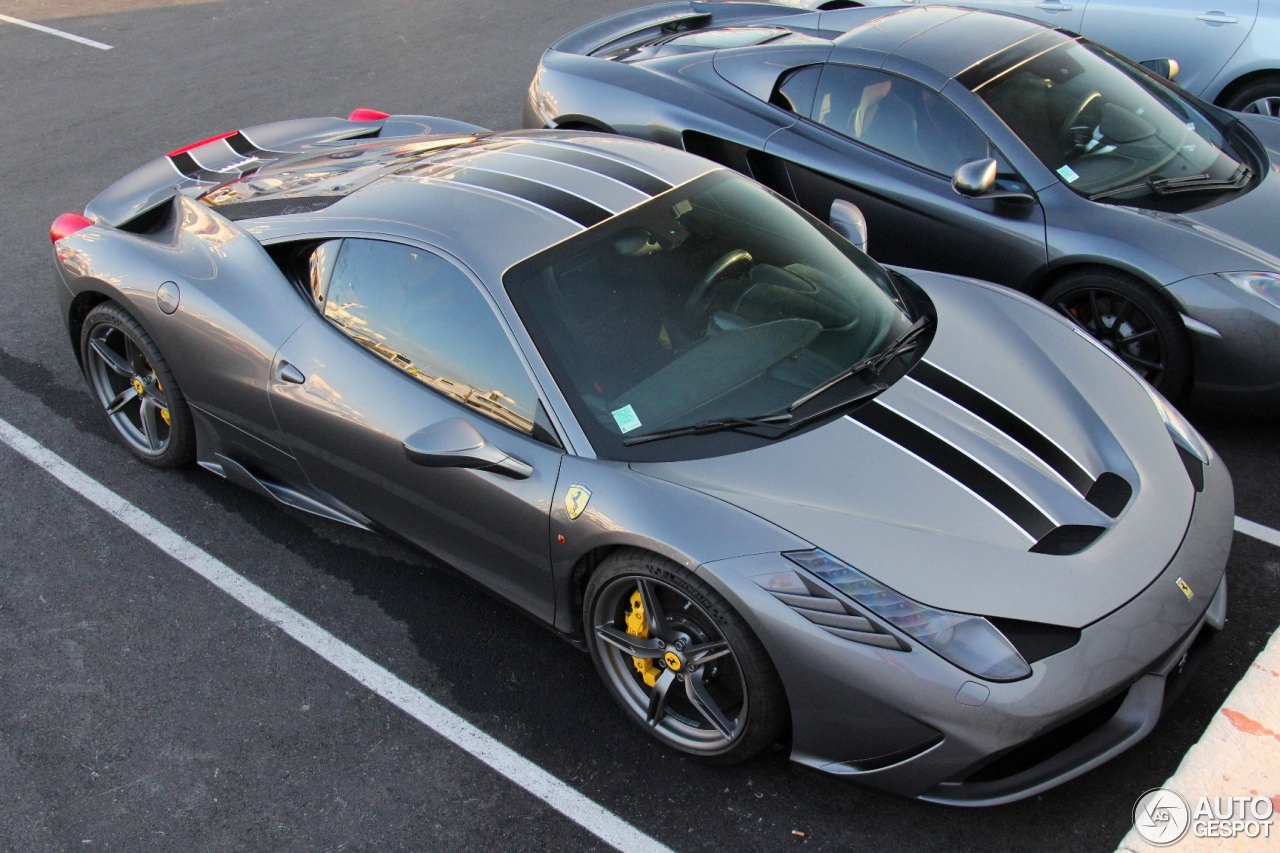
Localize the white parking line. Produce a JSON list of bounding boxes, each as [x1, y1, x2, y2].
[[0, 14, 113, 50], [0, 415, 672, 853], [1236, 515, 1280, 549]]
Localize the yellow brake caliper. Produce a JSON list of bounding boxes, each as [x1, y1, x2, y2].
[[625, 589, 660, 688], [156, 377, 170, 425]]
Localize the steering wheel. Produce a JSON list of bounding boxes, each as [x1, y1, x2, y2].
[[1059, 92, 1103, 156], [684, 250, 753, 317]]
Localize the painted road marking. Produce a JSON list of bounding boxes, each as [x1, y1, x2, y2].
[[1236, 516, 1280, 549], [0, 14, 113, 50], [0, 415, 672, 853]]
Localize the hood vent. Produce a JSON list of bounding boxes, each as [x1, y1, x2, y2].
[[1030, 524, 1106, 556], [1085, 472, 1133, 517]]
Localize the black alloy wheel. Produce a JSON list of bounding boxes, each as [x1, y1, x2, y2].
[[80, 301, 195, 468], [585, 549, 787, 763], [1043, 269, 1191, 401]]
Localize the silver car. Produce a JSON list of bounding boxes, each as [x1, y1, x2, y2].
[[857, 0, 1280, 115]]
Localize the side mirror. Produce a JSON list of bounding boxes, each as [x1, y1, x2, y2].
[[403, 418, 532, 479], [1139, 58, 1179, 81], [952, 158, 1036, 205], [829, 199, 868, 253]]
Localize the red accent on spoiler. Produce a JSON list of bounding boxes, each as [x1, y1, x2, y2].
[[50, 213, 94, 244], [348, 108, 391, 122], [168, 130, 237, 157]]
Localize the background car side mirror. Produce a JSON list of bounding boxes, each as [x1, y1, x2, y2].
[[403, 418, 532, 479], [952, 158, 1036, 206], [829, 199, 868, 253], [1139, 58, 1179, 81]]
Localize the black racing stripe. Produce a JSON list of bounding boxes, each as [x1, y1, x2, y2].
[[851, 401, 1056, 540], [510, 142, 672, 196], [168, 151, 230, 183], [911, 361, 1094, 494], [226, 131, 266, 157], [447, 167, 612, 228]]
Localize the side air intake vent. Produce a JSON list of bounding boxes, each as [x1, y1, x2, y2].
[[764, 577, 906, 650], [1086, 472, 1133, 517], [1030, 525, 1106, 556]]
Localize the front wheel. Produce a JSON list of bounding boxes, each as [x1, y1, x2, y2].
[[584, 549, 787, 763], [1043, 269, 1191, 401]]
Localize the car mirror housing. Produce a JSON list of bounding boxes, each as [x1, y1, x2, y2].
[[403, 418, 532, 479], [952, 158, 1036, 206], [829, 199, 868, 253], [1139, 58, 1179, 81]]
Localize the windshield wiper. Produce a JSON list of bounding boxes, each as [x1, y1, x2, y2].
[[787, 315, 932, 412], [1148, 164, 1252, 195], [622, 411, 793, 446]]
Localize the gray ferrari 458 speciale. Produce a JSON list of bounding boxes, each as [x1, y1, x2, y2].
[[525, 1, 1280, 411], [52, 111, 1232, 805]]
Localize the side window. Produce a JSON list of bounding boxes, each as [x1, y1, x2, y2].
[[311, 238, 540, 435], [811, 65, 991, 177], [769, 64, 823, 116]]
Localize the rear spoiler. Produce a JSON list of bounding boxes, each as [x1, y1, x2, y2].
[[84, 112, 488, 228]]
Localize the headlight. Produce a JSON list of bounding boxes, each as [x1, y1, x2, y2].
[[784, 550, 1031, 682], [1070, 326, 1210, 464], [1220, 271, 1280, 311]]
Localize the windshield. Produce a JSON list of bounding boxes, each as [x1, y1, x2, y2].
[[504, 171, 917, 459], [966, 35, 1248, 206]]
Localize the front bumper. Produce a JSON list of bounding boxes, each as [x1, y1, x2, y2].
[[1165, 274, 1280, 413], [699, 449, 1234, 805]]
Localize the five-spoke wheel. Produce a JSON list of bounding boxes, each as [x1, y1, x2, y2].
[[1043, 269, 1190, 401], [585, 549, 786, 762], [80, 301, 195, 467]]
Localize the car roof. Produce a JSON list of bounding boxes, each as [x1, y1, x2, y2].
[[828, 5, 1054, 81], [216, 130, 715, 280]]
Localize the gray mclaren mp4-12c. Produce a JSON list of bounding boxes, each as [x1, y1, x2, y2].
[[52, 110, 1232, 805], [526, 1, 1280, 412]]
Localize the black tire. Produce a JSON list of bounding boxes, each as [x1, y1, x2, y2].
[[1222, 75, 1280, 117], [583, 548, 787, 763], [79, 301, 195, 468], [1043, 268, 1191, 401]]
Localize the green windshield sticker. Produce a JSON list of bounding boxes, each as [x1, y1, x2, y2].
[[612, 404, 642, 434], [1056, 165, 1080, 183]]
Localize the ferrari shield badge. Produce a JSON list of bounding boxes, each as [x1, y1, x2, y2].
[[1175, 577, 1194, 601], [565, 485, 592, 521]]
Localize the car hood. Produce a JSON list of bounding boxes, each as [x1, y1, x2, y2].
[[633, 271, 1201, 627]]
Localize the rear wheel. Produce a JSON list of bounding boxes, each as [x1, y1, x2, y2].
[[80, 301, 195, 468], [1043, 269, 1191, 401], [584, 549, 787, 763], [1222, 75, 1280, 117]]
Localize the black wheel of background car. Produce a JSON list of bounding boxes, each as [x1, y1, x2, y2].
[[584, 548, 787, 763], [1223, 76, 1280, 117], [1043, 269, 1191, 401], [80, 301, 195, 468]]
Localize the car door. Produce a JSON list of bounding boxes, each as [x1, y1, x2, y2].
[[764, 63, 1048, 289], [268, 237, 564, 622], [897, 0, 1089, 31], [1079, 1, 1258, 97]]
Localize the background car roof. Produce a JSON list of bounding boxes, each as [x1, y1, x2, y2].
[[226, 129, 716, 280]]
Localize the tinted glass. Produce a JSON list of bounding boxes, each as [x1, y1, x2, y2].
[[771, 64, 823, 116], [969, 39, 1246, 203], [504, 171, 915, 460], [315, 239, 538, 434], [813, 65, 990, 176]]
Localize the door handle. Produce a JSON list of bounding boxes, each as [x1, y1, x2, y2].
[[1197, 11, 1239, 24], [1035, 3, 1073, 11], [277, 361, 306, 384]]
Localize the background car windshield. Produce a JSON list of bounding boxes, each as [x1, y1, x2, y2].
[[504, 171, 911, 456], [970, 39, 1244, 201]]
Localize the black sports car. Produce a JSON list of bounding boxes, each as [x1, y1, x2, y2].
[[526, 1, 1280, 411]]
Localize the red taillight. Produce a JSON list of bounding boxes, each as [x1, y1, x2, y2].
[[348, 108, 391, 122], [168, 130, 237, 157], [50, 213, 94, 244]]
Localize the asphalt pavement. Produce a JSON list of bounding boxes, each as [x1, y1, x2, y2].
[[1, 2, 1278, 851]]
